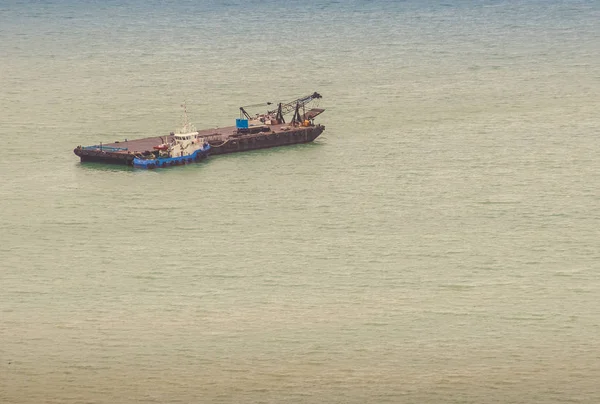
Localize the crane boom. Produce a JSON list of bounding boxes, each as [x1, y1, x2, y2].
[[240, 101, 272, 120], [268, 92, 322, 118], [237, 92, 323, 125]]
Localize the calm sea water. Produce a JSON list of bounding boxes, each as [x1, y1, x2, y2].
[[1, 0, 600, 403]]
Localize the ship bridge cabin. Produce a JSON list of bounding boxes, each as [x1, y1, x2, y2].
[[173, 133, 200, 142]]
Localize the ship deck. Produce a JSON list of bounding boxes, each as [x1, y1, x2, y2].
[[74, 101, 325, 164], [75, 119, 325, 164], [99, 123, 305, 154]]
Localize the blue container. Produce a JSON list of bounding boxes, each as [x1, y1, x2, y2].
[[236, 119, 249, 129]]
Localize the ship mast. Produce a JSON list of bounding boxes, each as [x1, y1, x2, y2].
[[181, 102, 189, 133], [179, 102, 196, 134]]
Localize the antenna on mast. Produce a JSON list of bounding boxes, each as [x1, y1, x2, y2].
[[179, 101, 196, 133], [181, 102, 189, 133]]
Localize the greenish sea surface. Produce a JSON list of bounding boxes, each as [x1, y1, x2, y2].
[[1, 1, 599, 403]]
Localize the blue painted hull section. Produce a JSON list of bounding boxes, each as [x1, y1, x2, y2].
[[133, 146, 210, 169]]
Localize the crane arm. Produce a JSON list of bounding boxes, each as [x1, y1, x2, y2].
[[267, 92, 322, 117], [237, 92, 323, 124], [239, 102, 272, 119]]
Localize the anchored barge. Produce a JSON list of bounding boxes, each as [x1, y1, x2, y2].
[[74, 92, 325, 166]]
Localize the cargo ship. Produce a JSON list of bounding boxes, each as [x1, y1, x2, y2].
[[73, 92, 325, 166]]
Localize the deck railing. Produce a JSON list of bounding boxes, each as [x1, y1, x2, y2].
[[82, 145, 129, 152]]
